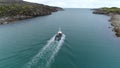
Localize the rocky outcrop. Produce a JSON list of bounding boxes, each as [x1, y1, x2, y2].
[[0, 1, 63, 24], [0, 15, 32, 24], [92, 9, 109, 15], [109, 15, 120, 37]]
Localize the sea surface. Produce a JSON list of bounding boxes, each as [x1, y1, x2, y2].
[[0, 8, 120, 68]]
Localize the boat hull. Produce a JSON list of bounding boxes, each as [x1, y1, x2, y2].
[[54, 34, 62, 41]]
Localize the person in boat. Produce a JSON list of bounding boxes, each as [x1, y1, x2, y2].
[[55, 31, 62, 41]]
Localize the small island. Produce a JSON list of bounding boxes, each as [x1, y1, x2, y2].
[[93, 7, 120, 37], [0, 0, 63, 24]]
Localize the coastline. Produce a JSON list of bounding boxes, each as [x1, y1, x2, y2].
[[93, 8, 120, 37], [109, 14, 120, 37], [0, 1, 63, 24]]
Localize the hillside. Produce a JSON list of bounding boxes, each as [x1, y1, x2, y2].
[[0, 1, 63, 24], [93, 7, 120, 15]]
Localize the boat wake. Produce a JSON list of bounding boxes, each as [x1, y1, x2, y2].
[[23, 34, 65, 68]]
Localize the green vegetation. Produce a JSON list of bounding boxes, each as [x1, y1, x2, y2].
[[0, 4, 59, 17], [101, 7, 120, 14], [0, 2, 63, 24]]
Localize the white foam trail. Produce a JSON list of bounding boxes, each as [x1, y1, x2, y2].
[[46, 34, 65, 67], [23, 34, 65, 68]]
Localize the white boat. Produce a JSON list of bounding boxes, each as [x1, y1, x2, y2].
[[54, 28, 63, 41]]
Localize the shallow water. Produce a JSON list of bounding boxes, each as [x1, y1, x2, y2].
[[0, 9, 120, 68]]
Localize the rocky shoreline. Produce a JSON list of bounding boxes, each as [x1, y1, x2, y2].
[[93, 8, 120, 37], [0, 15, 32, 24], [109, 15, 120, 37], [0, 1, 63, 24], [92, 9, 109, 15]]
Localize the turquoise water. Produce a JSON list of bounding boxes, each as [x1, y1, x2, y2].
[[0, 9, 120, 68]]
